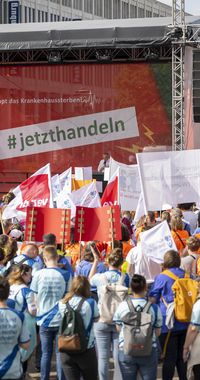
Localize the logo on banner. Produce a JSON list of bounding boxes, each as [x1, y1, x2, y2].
[[164, 235, 173, 248]]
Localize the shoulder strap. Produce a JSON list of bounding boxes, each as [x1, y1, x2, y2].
[[174, 231, 186, 248], [65, 297, 85, 313], [162, 270, 178, 282], [151, 303, 158, 327], [76, 297, 86, 312], [14, 256, 28, 266], [118, 272, 125, 285], [126, 297, 136, 313], [142, 301, 152, 313]]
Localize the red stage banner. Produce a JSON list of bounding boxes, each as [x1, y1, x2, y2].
[[25, 206, 71, 244], [74, 205, 121, 242]]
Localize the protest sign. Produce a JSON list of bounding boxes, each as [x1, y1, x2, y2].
[[140, 221, 177, 264], [25, 206, 71, 245], [137, 149, 200, 211], [74, 205, 121, 242]]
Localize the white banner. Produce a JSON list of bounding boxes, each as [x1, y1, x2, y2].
[[119, 166, 141, 211], [0, 107, 138, 160], [109, 157, 134, 179], [108, 158, 141, 210], [137, 149, 200, 211], [75, 167, 92, 181], [140, 221, 177, 264]]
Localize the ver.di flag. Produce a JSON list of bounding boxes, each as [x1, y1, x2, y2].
[[2, 163, 53, 220], [140, 221, 177, 264]]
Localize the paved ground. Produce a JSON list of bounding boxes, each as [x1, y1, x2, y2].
[[26, 351, 179, 380]]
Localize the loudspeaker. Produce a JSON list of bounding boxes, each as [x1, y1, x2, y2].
[[193, 50, 200, 123]]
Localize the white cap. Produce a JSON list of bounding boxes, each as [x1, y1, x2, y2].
[[9, 229, 23, 239]]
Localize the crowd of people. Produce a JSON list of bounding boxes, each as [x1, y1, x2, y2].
[[1, 198, 200, 380]]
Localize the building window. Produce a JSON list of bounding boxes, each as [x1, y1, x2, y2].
[[130, 4, 137, 17], [104, 0, 112, 18], [74, 0, 82, 10], [122, 1, 129, 18], [84, 0, 93, 14], [94, 0, 102, 17], [29, 7, 32, 22], [113, 0, 120, 18], [25, 6, 28, 22]]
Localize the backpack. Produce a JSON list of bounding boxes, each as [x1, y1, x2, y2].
[[163, 270, 199, 323], [58, 298, 89, 354], [122, 298, 153, 357], [99, 273, 128, 324]]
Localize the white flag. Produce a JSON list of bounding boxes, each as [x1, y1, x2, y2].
[[140, 221, 177, 264], [59, 168, 72, 193], [51, 174, 61, 201], [134, 193, 146, 223], [71, 181, 101, 209], [56, 181, 100, 219], [56, 190, 76, 217]]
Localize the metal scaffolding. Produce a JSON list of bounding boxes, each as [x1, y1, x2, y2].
[[171, 0, 185, 150]]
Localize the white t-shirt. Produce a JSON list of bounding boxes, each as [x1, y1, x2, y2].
[[126, 243, 161, 281], [180, 254, 198, 275]]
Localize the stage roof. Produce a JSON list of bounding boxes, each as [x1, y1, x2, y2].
[[0, 16, 199, 51]]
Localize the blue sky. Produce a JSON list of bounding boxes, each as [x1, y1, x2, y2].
[[161, 1, 200, 15]]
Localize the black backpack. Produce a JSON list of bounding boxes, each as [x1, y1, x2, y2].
[[58, 298, 89, 354]]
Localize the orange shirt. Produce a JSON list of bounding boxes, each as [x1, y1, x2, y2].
[[171, 230, 189, 254], [65, 243, 81, 267]]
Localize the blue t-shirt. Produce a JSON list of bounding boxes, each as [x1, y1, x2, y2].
[[0, 308, 30, 379], [149, 267, 189, 333], [113, 298, 162, 349], [75, 260, 107, 292], [57, 255, 74, 276], [30, 267, 72, 327], [59, 295, 99, 349], [14, 254, 43, 275]]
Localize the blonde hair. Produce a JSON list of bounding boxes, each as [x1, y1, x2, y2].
[[62, 276, 91, 303], [43, 245, 58, 261], [171, 216, 183, 231]]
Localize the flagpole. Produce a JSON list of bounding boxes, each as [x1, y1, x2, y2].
[[29, 207, 35, 241], [78, 207, 84, 261], [61, 209, 67, 253], [109, 206, 115, 250], [0, 209, 5, 234]]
